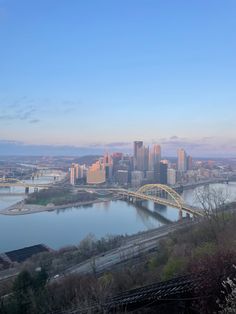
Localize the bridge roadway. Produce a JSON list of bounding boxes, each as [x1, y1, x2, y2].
[[0, 182, 51, 188], [0, 177, 54, 189], [174, 177, 232, 190], [109, 188, 203, 217], [0, 171, 65, 189]]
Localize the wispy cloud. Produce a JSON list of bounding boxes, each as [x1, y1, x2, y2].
[[0, 96, 37, 122], [0, 139, 22, 145], [105, 142, 131, 148], [0, 139, 104, 156], [0, 109, 36, 121], [157, 136, 236, 157], [29, 119, 40, 124], [0, 96, 82, 124], [169, 135, 179, 140]]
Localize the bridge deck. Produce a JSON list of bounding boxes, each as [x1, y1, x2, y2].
[[110, 189, 203, 217]]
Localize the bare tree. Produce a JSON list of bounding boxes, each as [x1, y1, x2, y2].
[[218, 272, 236, 313], [194, 185, 231, 237]]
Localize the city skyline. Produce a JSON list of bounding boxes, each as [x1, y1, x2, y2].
[[0, 1, 236, 156], [0, 137, 235, 157]]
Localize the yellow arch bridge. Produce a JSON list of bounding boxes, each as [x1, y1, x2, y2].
[[110, 184, 203, 217]]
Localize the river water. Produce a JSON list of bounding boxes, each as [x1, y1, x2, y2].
[[0, 179, 236, 253]]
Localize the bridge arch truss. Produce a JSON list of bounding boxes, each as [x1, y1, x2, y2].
[[136, 184, 184, 210]]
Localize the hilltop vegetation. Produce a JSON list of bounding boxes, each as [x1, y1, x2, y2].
[[1, 204, 236, 313]]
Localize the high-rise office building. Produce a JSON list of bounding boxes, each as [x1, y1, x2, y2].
[[71, 163, 83, 180], [74, 164, 80, 179], [103, 153, 113, 180], [149, 144, 161, 170], [187, 155, 193, 170], [69, 166, 76, 185], [133, 141, 143, 170], [149, 144, 161, 181], [111, 152, 123, 175], [160, 161, 168, 184], [167, 168, 176, 185], [136, 144, 149, 171], [177, 148, 187, 172]]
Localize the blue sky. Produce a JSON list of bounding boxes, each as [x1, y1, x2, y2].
[[0, 0, 235, 156]]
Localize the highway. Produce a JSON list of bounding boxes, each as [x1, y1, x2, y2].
[[175, 177, 232, 190], [65, 220, 194, 276], [0, 220, 196, 285]]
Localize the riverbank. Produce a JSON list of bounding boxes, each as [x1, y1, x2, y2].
[[0, 197, 118, 216]]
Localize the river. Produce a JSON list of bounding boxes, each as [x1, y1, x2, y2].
[[0, 180, 236, 253]]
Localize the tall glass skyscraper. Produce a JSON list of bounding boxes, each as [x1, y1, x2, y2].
[[177, 148, 187, 172], [133, 141, 143, 170]]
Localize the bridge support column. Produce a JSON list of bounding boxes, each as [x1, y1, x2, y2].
[[154, 203, 165, 210], [135, 200, 143, 206], [178, 210, 183, 220], [34, 187, 38, 193], [25, 187, 29, 194]]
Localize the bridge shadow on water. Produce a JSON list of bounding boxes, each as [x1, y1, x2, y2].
[[132, 201, 172, 225]]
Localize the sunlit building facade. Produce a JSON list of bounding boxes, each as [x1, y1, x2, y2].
[[87, 161, 106, 184], [69, 166, 76, 185], [177, 148, 187, 172]]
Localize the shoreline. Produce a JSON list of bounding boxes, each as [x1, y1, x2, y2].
[[0, 197, 118, 216]]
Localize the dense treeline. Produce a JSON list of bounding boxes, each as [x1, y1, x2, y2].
[[23, 234, 125, 276], [25, 188, 96, 206]]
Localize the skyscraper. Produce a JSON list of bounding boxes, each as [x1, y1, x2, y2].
[[133, 141, 143, 170], [187, 155, 193, 170], [149, 144, 161, 181], [103, 153, 113, 180], [149, 144, 161, 170], [177, 148, 187, 172], [69, 166, 76, 185], [160, 161, 168, 184], [136, 145, 149, 171]]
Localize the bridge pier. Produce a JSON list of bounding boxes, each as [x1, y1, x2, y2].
[[125, 195, 135, 203], [120, 185, 202, 218], [135, 200, 143, 206], [178, 210, 183, 220], [154, 203, 166, 210]]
